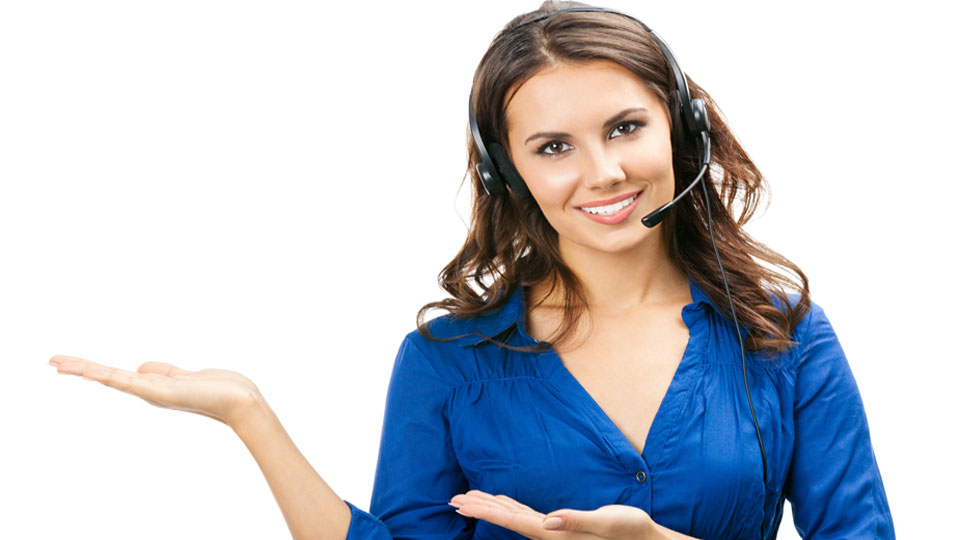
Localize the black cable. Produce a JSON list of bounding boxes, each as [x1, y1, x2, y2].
[[698, 138, 769, 539]]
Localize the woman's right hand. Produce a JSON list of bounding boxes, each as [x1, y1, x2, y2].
[[48, 354, 264, 428]]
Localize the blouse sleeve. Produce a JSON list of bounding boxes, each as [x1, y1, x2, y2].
[[784, 302, 895, 539], [343, 334, 474, 539]]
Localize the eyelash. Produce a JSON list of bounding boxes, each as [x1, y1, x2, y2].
[[535, 121, 646, 157]]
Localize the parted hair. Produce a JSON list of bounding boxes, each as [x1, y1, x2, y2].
[[416, 0, 811, 357]]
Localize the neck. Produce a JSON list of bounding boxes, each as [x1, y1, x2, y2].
[[532, 230, 690, 318]]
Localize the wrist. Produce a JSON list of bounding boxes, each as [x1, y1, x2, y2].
[[229, 393, 276, 438], [649, 520, 668, 539]]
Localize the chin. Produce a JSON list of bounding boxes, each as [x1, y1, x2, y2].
[[581, 231, 652, 255]]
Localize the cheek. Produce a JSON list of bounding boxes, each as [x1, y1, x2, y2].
[[522, 168, 581, 212], [625, 137, 675, 181]]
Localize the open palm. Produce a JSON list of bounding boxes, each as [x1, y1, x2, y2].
[[449, 490, 653, 539], [48, 354, 262, 427]]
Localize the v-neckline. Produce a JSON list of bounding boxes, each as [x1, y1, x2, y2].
[[517, 280, 710, 471]]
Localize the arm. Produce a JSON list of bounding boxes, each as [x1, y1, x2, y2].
[[231, 398, 352, 540], [784, 303, 895, 539], [364, 334, 474, 538], [233, 334, 473, 540]]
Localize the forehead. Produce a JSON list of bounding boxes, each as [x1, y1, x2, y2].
[[504, 59, 663, 134]]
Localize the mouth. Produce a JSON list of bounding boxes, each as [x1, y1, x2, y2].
[[574, 190, 644, 225], [576, 190, 642, 216]]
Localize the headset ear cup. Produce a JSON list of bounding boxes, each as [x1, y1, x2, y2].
[[475, 161, 504, 196], [488, 142, 531, 198], [690, 97, 710, 133]]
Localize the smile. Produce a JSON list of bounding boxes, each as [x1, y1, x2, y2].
[[579, 193, 639, 215], [575, 191, 644, 225]]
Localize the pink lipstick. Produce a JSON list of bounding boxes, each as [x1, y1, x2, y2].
[[575, 190, 643, 225]]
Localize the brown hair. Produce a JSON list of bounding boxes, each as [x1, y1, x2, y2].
[[416, 0, 811, 357]]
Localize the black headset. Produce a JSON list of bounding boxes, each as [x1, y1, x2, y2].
[[467, 7, 771, 539]]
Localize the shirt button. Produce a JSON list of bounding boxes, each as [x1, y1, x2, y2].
[[636, 470, 646, 483]]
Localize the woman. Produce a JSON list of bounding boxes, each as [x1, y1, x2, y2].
[[48, 1, 895, 538]]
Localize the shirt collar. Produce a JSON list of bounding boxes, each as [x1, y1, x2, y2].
[[455, 274, 720, 348]]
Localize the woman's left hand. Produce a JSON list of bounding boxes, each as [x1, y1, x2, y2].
[[448, 490, 656, 539]]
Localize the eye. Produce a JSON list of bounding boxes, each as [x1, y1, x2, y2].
[[535, 120, 646, 158], [536, 140, 573, 157], [609, 120, 645, 139]]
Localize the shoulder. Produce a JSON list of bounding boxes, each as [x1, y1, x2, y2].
[[398, 289, 524, 382], [756, 293, 853, 403], [750, 289, 829, 369], [413, 289, 524, 351], [782, 295, 848, 377], [786, 294, 829, 349], [393, 311, 491, 386], [762, 289, 826, 345]]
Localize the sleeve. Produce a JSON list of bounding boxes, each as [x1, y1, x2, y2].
[[343, 334, 474, 539], [784, 302, 895, 539]]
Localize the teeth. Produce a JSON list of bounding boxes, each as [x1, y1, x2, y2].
[[581, 194, 637, 215]]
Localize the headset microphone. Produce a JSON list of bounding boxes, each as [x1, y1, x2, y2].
[[640, 130, 711, 228]]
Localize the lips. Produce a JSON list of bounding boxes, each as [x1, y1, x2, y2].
[[575, 190, 643, 209], [575, 190, 643, 225]]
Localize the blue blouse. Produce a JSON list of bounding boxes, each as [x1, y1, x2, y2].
[[343, 276, 894, 539]]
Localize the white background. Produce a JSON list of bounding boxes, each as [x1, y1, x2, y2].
[[1, 0, 956, 538]]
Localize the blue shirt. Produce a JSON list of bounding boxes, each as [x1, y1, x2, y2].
[[343, 276, 894, 539]]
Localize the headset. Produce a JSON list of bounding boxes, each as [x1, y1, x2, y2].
[[468, 7, 770, 539]]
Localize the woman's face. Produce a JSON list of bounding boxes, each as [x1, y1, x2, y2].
[[504, 59, 675, 258]]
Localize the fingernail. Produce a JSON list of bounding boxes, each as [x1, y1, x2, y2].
[[455, 508, 473, 517], [448, 501, 461, 509], [543, 516, 563, 529]]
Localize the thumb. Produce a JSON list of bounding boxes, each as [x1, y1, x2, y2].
[[542, 509, 595, 532]]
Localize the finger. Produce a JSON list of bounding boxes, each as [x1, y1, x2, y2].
[[137, 361, 196, 377], [496, 494, 535, 513], [451, 491, 530, 514], [51, 356, 188, 384], [49, 354, 90, 366], [455, 501, 543, 537], [52, 356, 115, 377], [472, 491, 538, 513], [450, 492, 569, 540], [80, 364, 179, 404]]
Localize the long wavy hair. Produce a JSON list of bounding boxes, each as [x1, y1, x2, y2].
[[416, 0, 811, 357]]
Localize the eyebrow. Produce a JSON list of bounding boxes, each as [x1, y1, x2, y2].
[[523, 107, 649, 145]]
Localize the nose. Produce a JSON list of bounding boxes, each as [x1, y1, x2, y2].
[[580, 143, 627, 191]]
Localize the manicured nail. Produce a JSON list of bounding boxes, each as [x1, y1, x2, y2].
[[543, 516, 563, 529], [455, 508, 472, 517], [448, 501, 461, 509]]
